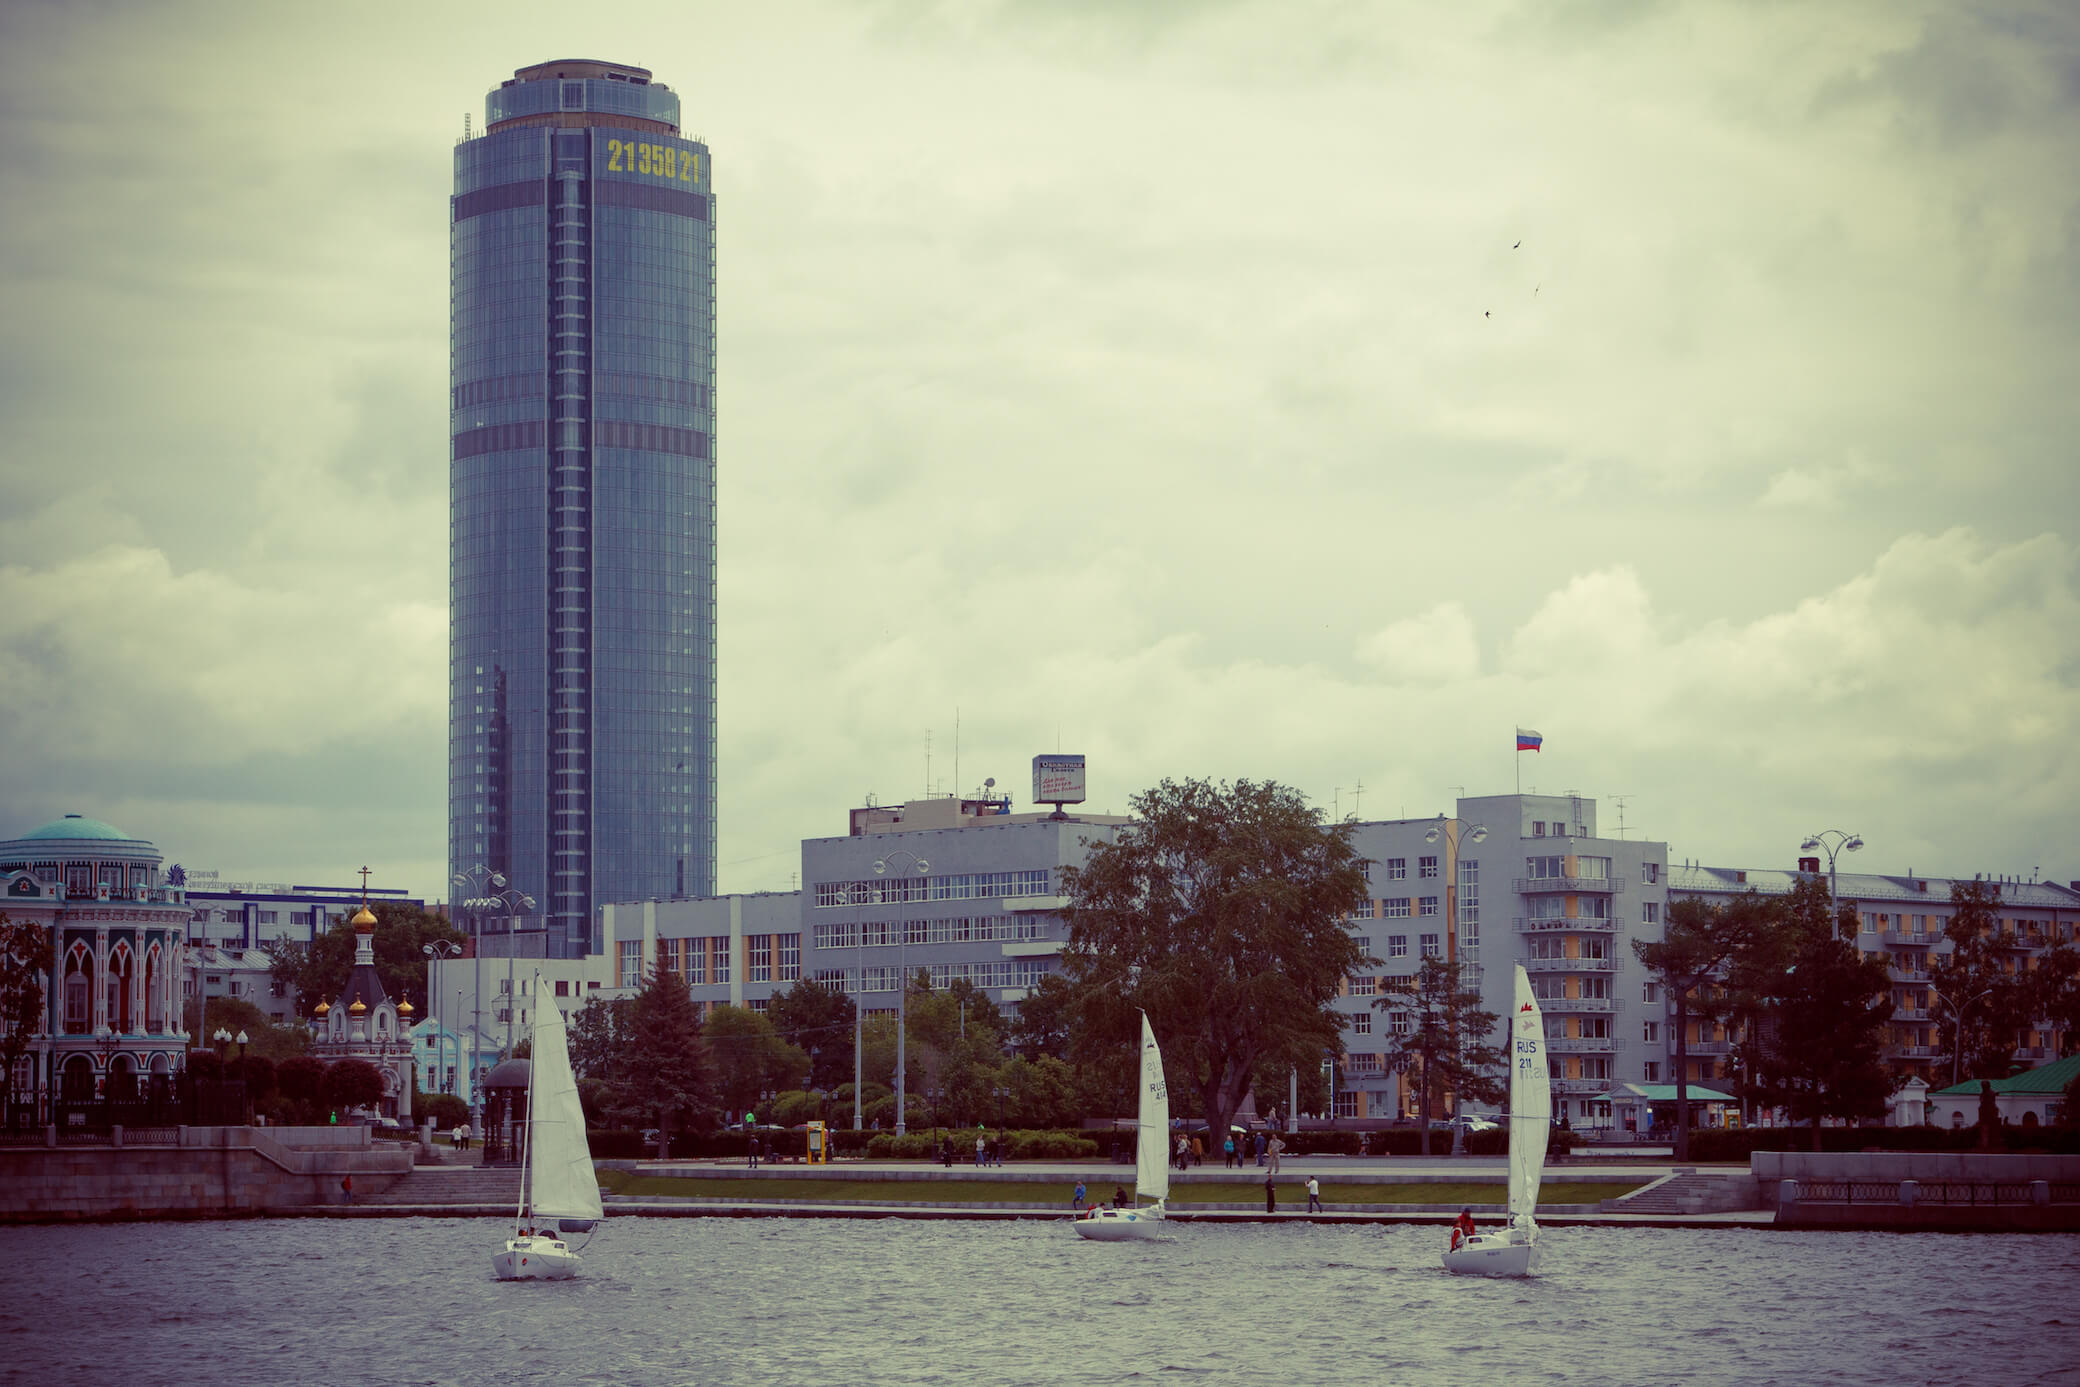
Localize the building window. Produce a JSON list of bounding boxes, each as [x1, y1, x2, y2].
[[777, 934, 801, 981], [711, 938, 731, 987], [1385, 858, 1406, 880], [1388, 935, 1407, 958], [617, 940, 641, 987], [1352, 1012, 1372, 1035], [1641, 861, 1660, 884], [1420, 933, 1441, 958], [1390, 1013, 1411, 1035], [1350, 976, 1376, 996], [1418, 896, 1439, 917], [685, 942, 707, 986], [748, 935, 773, 983], [1526, 855, 1564, 880], [1644, 1062, 1661, 1083], [1419, 856, 1439, 879], [1643, 982, 1659, 1003], [1384, 898, 1411, 919], [1533, 822, 1546, 838], [1642, 902, 1660, 925], [1353, 936, 1371, 957], [1333, 1092, 1359, 1119], [1643, 1021, 1660, 1043], [555, 979, 569, 997]]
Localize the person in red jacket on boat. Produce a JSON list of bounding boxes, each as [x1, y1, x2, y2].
[[1450, 1207, 1478, 1250]]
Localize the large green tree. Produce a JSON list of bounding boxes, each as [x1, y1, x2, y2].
[[1730, 876, 1894, 1148], [765, 978, 857, 1090], [1375, 954, 1504, 1156], [2029, 944, 2080, 1058], [1059, 777, 1370, 1145], [567, 994, 630, 1083], [1632, 891, 1776, 1163], [1930, 879, 2032, 1084], [199, 997, 311, 1062], [267, 902, 466, 1017], [0, 914, 52, 1111], [611, 969, 715, 1152], [1007, 971, 1077, 1061], [704, 1005, 810, 1120]]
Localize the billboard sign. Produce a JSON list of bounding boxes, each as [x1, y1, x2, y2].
[[1032, 754, 1087, 805]]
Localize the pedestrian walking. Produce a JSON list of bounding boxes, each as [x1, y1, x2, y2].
[[1174, 1134, 1188, 1170], [1190, 1135, 1203, 1167], [341, 1174, 354, 1205], [1223, 1135, 1236, 1168], [976, 1133, 987, 1167], [1073, 1180, 1087, 1211], [1306, 1176, 1322, 1213], [1254, 1130, 1267, 1167], [1267, 1134, 1284, 1175], [748, 1136, 760, 1169], [1264, 1173, 1276, 1214]]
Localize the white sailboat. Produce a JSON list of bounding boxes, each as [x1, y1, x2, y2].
[[1074, 1011, 1169, 1241], [1443, 964, 1549, 1277], [492, 973, 604, 1281]]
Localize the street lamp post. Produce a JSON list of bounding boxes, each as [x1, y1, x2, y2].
[[992, 1084, 1005, 1164], [452, 867, 535, 1133], [1931, 983, 1996, 1089], [1425, 814, 1488, 1157], [423, 941, 462, 1109], [1799, 831, 1865, 939], [872, 849, 929, 1136]]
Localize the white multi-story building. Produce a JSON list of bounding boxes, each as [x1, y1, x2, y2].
[[595, 795, 1131, 1021], [1336, 794, 1668, 1128]]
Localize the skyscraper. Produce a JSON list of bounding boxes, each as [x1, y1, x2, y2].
[[450, 60, 716, 958]]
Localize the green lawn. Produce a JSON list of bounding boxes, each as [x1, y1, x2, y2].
[[592, 1169, 1645, 1207]]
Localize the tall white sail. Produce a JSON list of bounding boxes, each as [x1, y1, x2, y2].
[[525, 975, 603, 1222], [1134, 1012, 1170, 1205], [1508, 964, 1551, 1224]]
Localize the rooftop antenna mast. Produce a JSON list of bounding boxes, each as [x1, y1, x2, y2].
[[1612, 795, 1632, 840]]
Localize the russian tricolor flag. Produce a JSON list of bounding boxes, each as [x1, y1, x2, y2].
[[1516, 728, 1543, 752]]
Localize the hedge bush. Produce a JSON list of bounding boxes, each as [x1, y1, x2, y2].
[[864, 1129, 1098, 1161]]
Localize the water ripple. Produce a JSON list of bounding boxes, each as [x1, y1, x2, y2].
[[1, 1219, 2077, 1386]]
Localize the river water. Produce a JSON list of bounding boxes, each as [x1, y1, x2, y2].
[[4, 1218, 2077, 1387]]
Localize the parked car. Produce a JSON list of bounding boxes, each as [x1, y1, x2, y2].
[[1450, 1115, 1499, 1134]]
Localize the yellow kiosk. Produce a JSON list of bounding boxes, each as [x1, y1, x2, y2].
[[807, 1120, 828, 1165]]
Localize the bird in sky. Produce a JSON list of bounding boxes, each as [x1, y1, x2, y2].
[[1513, 240, 1522, 249]]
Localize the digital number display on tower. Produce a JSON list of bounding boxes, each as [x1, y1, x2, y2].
[[605, 138, 703, 185]]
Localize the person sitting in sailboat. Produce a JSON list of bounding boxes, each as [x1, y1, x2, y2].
[[1450, 1207, 1478, 1250]]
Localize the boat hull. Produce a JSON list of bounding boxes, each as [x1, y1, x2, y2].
[[1073, 1206, 1167, 1241], [493, 1234, 582, 1281], [1442, 1230, 1537, 1278]]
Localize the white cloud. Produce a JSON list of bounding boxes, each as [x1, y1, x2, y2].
[[1355, 603, 1480, 685]]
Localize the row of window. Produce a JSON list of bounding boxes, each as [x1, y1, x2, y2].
[[839, 958, 1055, 993], [811, 870, 1053, 909]]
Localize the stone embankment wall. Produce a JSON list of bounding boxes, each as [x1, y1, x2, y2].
[[0, 1127, 414, 1223], [1759, 1152, 2080, 1230]]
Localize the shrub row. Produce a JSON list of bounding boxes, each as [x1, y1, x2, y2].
[[585, 1127, 1100, 1161], [863, 1129, 1098, 1161]]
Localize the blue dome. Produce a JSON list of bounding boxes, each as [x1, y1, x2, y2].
[[17, 814, 137, 842]]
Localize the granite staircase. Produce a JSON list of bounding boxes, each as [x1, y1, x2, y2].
[[1604, 1169, 1761, 1215]]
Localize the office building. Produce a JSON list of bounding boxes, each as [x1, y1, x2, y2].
[[450, 59, 718, 959]]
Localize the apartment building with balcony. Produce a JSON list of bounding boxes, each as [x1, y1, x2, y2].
[[1668, 862, 2080, 1086], [1340, 794, 1669, 1128]]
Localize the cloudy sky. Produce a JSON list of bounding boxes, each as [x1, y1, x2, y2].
[[2, 0, 2076, 903]]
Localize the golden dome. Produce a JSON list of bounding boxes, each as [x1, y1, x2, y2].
[[398, 999, 415, 1014], [349, 1000, 367, 1015], [314, 1001, 331, 1016], [351, 904, 377, 931]]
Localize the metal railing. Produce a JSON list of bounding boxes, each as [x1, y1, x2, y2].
[[1540, 997, 1615, 1014], [1515, 876, 1626, 895], [1514, 917, 1618, 933], [1521, 956, 1618, 973]]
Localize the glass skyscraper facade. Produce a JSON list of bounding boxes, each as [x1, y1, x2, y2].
[[451, 60, 716, 958]]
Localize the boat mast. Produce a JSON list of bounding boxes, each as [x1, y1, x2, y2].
[[512, 973, 536, 1232]]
